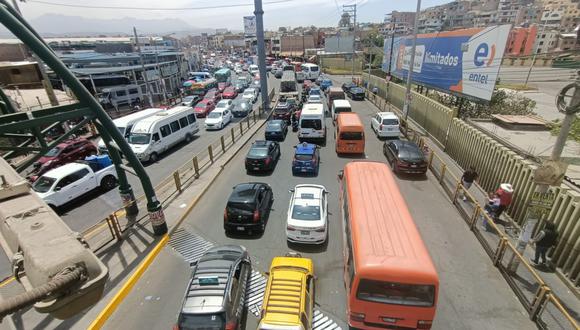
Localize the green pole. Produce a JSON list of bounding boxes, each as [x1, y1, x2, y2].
[[0, 2, 167, 235]]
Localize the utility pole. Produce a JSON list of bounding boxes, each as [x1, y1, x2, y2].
[[254, 0, 270, 114], [151, 37, 168, 104], [507, 71, 580, 273], [524, 13, 548, 87], [343, 4, 357, 80], [11, 0, 59, 106], [133, 27, 154, 107], [402, 0, 422, 122]]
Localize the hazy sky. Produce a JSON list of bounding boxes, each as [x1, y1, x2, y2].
[[19, 0, 451, 30]]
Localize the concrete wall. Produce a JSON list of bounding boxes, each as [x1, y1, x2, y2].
[[363, 72, 580, 285], [0, 63, 41, 88], [0, 43, 29, 61]]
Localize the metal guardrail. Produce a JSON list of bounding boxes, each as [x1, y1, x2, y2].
[[81, 88, 276, 252], [362, 88, 579, 329]]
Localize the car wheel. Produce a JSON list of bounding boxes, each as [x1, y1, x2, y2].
[[185, 133, 193, 143], [100, 175, 117, 191], [149, 152, 159, 163]]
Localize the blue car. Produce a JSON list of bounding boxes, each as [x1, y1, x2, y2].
[[320, 79, 333, 91], [292, 142, 320, 175]]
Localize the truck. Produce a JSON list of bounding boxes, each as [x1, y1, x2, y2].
[[31, 155, 118, 210], [280, 71, 299, 100]]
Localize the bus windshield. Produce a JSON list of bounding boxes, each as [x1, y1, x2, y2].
[[128, 133, 151, 145]]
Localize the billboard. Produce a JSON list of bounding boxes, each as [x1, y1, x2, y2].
[[243, 16, 256, 37], [324, 35, 355, 53], [382, 25, 511, 101]]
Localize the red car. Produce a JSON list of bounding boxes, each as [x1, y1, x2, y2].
[[222, 86, 238, 99], [217, 82, 230, 93], [193, 99, 215, 117], [203, 89, 221, 103], [31, 138, 97, 180]]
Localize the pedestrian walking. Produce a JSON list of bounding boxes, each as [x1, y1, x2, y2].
[[530, 222, 558, 266], [460, 166, 479, 201], [494, 183, 513, 220]]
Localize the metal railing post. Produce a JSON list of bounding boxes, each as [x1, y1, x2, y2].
[[208, 145, 214, 163], [231, 128, 235, 144], [470, 206, 481, 230], [439, 164, 447, 183], [239, 121, 244, 134], [253, 111, 257, 123], [192, 156, 199, 178], [427, 151, 434, 169], [452, 180, 462, 204], [530, 287, 551, 321], [220, 136, 226, 153], [246, 117, 251, 130], [493, 237, 508, 266], [173, 171, 182, 193]]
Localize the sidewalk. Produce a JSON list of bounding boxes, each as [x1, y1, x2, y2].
[[365, 94, 580, 326]]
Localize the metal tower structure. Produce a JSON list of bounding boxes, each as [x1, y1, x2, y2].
[[0, 0, 167, 235]]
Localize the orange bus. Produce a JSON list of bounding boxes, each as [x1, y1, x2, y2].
[[335, 113, 365, 154], [338, 161, 439, 329]]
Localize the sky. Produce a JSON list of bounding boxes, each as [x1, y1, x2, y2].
[[18, 0, 451, 31]]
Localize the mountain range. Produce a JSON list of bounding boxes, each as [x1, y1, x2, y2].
[[0, 14, 221, 37]]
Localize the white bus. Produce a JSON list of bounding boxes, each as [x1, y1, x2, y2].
[[97, 107, 165, 153], [300, 63, 320, 81], [127, 106, 200, 162]]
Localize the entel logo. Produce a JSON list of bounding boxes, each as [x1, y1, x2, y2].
[[473, 43, 496, 67]]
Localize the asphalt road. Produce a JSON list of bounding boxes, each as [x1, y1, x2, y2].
[[58, 72, 273, 234], [104, 84, 534, 329]]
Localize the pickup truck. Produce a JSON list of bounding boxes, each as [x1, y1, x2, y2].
[[32, 156, 118, 209]]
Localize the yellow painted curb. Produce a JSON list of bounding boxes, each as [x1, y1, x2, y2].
[[87, 234, 169, 330]]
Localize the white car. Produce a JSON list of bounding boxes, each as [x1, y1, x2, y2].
[[307, 94, 323, 104], [371, 112, 400, 138], [205, 108, 232, 130], [286, 184, 328, 244], [216, 99, 234, 111], [235, 67, 243, 74], [242, 88, 258, 103]]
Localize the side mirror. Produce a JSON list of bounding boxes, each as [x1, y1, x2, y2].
[[264, 271, 270, 276], [289, 189, 294, 193], [54, 186, 61, 192], [338, 170, 344, 180]]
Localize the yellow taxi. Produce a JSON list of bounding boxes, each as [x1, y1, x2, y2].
[[258, 253, 314, 330]]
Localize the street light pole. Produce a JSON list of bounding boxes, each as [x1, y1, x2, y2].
[[402, 0, 422, 123], [254, 0, 270, 114], [524, 14, 548, 87]]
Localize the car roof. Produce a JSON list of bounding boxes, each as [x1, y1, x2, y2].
[[229, 182, 266, 202], [181, 245, 246, 314], [295, 142, 317, 154], [333, 99, 350, 107], [391, 139, 420, 150], [378, 111, 398, 119], [43, 162, 88, 178]]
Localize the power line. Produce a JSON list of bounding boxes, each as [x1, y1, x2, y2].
[[26, 0, 292, 11]]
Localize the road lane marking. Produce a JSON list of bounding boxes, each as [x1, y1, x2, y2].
[[168, 228, 343, 330]]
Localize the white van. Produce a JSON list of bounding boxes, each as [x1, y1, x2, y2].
[[97, 107, 164, 153], [300, 63, 320, 81], [127, 106, 200, 162], [98, 84, 143, 109], [331, 99, 352, 123], [298, 104, 326, 143], [371, 112, 400, 138], [249, 64, 259, 76]]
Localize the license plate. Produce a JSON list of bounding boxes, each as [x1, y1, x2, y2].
[[301, 168, 307, 172], [236, 226, 245, 231], [301, 231, 309, 235], [411, 165, 417, 168], [254, 167, 260, 170]]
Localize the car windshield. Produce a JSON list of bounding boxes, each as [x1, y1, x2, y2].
[[292, 204, 321, 221], [295, 153, 313, 161], [301, 119, 322, 130], [228, 201, 255, 212], [383, 118, 399, 125], [178, 313, 225, 330], [310, 90, 321, 96], [128, 133, 151, 145], [196, 103, 207, 109], [44, 146, 61, 157], [248, 147, 268, 157], [399, 146, 424, 161], [183, 96, 194, 102], [32, 176, 56, 193], [357, 279, 435, 307], [267, 122, 281, 129]]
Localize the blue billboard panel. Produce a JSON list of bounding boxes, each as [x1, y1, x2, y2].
[[382, 25, 511, 101]]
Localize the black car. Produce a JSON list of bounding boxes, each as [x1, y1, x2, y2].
[[234, 82, 245, 93], [245, 140, 280, 173], [341, 82, 357, 93], [232, 100, 252, 118], [383, 140, 428, 175], [264, 120, 288, 141], [224, 183, 273, 234], [175, 245, 251, 330], [347, 86, 365, 100]]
